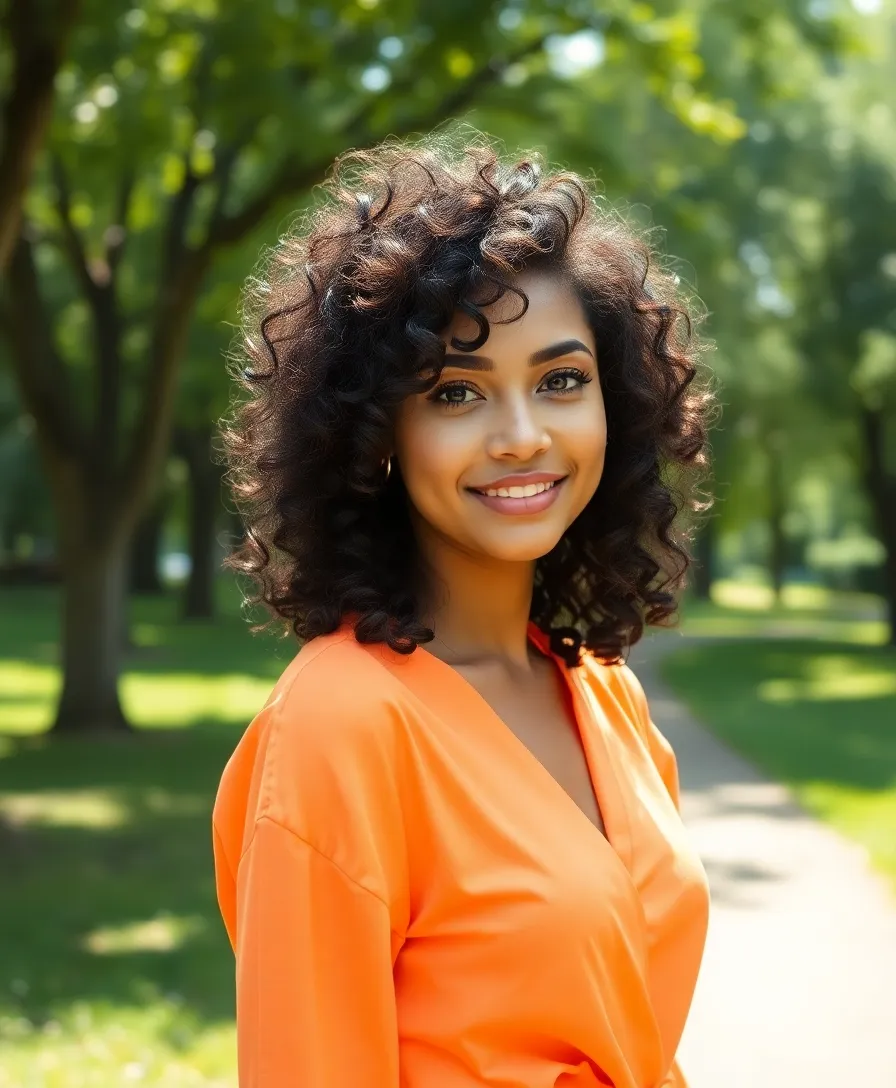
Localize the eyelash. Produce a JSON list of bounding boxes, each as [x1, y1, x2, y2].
[[429, 367, 593, 410]]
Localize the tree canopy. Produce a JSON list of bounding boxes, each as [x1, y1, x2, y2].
[[2, 0, 895, 733]]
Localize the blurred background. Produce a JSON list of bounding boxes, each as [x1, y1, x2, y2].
[[0, 0, 894, 1085]]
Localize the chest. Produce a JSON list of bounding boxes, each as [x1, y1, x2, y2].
[[390, 654, 712, 1088], [457, 657, 609, 840]]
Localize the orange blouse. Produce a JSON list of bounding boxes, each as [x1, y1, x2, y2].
[[212, 620, 710, 1087]]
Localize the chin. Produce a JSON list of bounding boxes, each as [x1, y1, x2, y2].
[[473, 526, 566, 563]]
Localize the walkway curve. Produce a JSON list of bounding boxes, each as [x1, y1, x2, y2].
[[628, 631, 896, 1088]]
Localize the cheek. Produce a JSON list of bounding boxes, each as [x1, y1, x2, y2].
[[561, 401, 608, 465], [395, 410, 475, 500]]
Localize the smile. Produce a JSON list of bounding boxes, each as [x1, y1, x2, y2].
[[467, 476, 568, 515]]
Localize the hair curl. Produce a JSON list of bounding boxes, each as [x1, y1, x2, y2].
[[220, 132, 717, 668]]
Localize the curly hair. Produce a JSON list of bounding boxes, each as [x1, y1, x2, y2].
[[220, 131, 716, 668]]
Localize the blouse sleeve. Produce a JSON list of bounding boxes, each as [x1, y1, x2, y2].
[[212, 643, 410, 1087], [233, 815, 401, 1087]]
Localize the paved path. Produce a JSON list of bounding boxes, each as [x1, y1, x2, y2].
[[628, 631, 896, 1088]]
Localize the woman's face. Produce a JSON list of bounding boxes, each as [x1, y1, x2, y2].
[[392, 269, 607, 565]]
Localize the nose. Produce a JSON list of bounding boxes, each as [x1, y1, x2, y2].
[[485, 392, 551, 462]]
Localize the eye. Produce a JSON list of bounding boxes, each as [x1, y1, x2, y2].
[[429, 382, 483, 409], [539, 367, 592, 395]]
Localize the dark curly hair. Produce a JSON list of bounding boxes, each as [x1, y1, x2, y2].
[[220, 131, 716, 668]]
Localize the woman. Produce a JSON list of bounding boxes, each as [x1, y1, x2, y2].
[[213, 133, 715, 1088]]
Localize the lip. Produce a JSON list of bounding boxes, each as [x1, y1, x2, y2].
[[467, 475, 568, 516], [467, 471, 567, 492]]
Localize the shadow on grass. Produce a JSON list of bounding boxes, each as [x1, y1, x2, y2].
[[660, 637, 896, 794], [0, 585, 294, 1033], [0, 584, 297, 684], [0, 721, 245, 1029]]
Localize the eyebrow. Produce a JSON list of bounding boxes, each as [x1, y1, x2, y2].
[[442, 338, 595, 372]]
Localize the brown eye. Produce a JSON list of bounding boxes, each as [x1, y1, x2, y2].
[[540, 367, 592, 395], [429, 382, 482, 409]]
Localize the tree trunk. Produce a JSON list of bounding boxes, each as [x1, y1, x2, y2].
[[860, 407, 896, 647], [768, 447, 786, 604], [179, 428, 222, 620], [53, 541, 130, 733], [879, 520, 896, 648], [130, 500, 165, 595], [690, 515, 716, 601], [0, 1, 81, 272]]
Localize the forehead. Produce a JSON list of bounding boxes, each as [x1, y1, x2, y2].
[[441, 270, 591, 349]]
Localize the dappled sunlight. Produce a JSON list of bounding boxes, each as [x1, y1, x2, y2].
[[0, 700, 51, 735], [0, 993, 236, 1088], [676, 606, 888, 645], [0, 787, 208, 830], [711, 580, 884, 614], [712, 580, 782, 610], [0, 660, 59, 697], [759, 662, 896, 703], [0, 790, 130, 829], [662, 636, 896, 893], [0, 660, 274, 735], [122, 672, 273, 728], [82, 912, 207, 956], [675, 582, 890, 645], [0, 660, 61, 735], [140, 787, 207, 817]]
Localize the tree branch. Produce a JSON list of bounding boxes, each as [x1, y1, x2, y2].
[[116, 245, 212, 529], [114, 34, 550, 531], [115, 147, 209, 525], [347, 32, 551, 144], [51, 153, 96, 299], [105, 169, 135, 278], [205, 34, 550, 251], [0, 0, 82, 272], [51, 155, 125, 470], [860, 406, 896, 521], [161, 161, 202, 278], [206, 125, 256, 237], [157, 40, 217, 279], [1, 228, 84, 459]]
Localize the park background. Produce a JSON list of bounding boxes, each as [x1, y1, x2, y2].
[[0, 0, 894, 1085]]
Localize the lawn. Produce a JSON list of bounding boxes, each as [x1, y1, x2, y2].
[[659, 585, 896, 895], [0, 584, 294, 1087], [1, 581, 893, 1083]]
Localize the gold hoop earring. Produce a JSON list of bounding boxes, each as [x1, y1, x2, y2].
[[382, 455, 392, 483]]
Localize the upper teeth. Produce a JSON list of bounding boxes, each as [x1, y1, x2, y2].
[[483, 481, 557, 498]]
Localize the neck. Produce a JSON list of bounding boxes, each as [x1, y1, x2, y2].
[[411, 518, 536, 672]]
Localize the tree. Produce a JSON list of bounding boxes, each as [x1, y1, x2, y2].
[[742, 0, 896, 639], [0, 0, 80, 271], [2, 0, 731, 733], [599, 1, 891, 617], [802, 148, 896, 641]]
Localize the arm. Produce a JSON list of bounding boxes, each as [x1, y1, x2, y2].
[[212, 644, 409, 1087], [233, 815, 401, 1087]]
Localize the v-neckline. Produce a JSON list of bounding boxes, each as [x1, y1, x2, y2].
[[414, 620, 632, 872]]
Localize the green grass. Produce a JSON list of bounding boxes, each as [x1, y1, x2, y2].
[[1, 581, 893, 1082], [0, 583, 295, 1087], [676, 579, 888, 644], [663, 592, 896, 895]]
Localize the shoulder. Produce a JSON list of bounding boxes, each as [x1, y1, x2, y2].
[[270, 626, 410, 737], [214, 627, 413, 923], [216, 626, 416, 848], [265, 626, 417, 781], [578, 651, 650, 727]]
